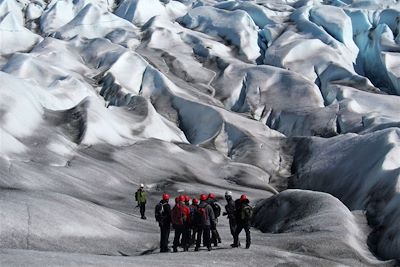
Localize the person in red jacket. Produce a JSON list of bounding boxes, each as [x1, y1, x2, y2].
[[183, 195, 192, 247], [171, 195, 190, 252], [180, 195, 192, 248]]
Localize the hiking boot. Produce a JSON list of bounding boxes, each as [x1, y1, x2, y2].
[[217, 238, 222, 243], [246, 243, 250, 249], [231, 243, 239, 248], [141, 216, 147, 220]]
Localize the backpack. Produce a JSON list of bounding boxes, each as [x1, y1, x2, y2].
[[241, 205, 253, 222], [155, 202, 165, 222], [197, 206, 208, 225], [136, 190, 146, 204], [211, 202, 221, 218], [189, 205, 197, 226], [171, 204, 187, 225]]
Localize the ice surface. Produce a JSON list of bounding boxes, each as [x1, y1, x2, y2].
[[26, 2, 44, 21], [253, 190, 396, 265], [370, 194, 400, 260], [290, 128, 400, 210], [1, 0, 400, 265], [178, 6, 261, 62], [0, 190, 145, 255], [54, 3, 138, 39], [0, 12, 42, 55], [115, 0, 168, 25]]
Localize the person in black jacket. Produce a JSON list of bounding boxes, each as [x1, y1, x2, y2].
[[207, 193, 222, 246], [223, 191, 237, 246], [233, 195, 253, 249], [189, 198, 199, 246], [155, 193, 171, 253]]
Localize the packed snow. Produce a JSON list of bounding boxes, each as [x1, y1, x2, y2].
[[0, 0, 399, 265]]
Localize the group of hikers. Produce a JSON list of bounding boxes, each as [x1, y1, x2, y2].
[[135, 184, 253, 252]]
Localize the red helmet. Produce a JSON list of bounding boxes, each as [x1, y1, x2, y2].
[[208, 193, 215, 199], [200, 194, 208, 201], [175, 197, 180, 203], [240, 194, 248, 202], [179, 195, 186, 202], [162, 193, 170, 200], [192, 198, 199, 205], [185, 195, 191, 202]]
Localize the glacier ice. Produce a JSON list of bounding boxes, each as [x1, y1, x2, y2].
[[1, 0, 400, 265]]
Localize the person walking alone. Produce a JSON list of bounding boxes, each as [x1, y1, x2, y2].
[[232, 195, 253, 249], [155, 193, 171, 253], [135, 184, 147, 219]]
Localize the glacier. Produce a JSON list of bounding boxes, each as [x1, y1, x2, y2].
[[0, 0, 399, 265]]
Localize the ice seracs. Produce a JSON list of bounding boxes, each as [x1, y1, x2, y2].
[[0, 0, 400, 264], [115, 0, 168, 25], [0, 12, 42, 56], [178, 6, 261, 62], [253, 190, 391, 265], [54, 3, 138, 39]]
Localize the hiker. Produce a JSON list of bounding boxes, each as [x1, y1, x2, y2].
[[232, 195, 253, 249], [189, 198, 199, 246], [195, 194, 215, 251], [135, 184, 147, 219], [223, 191, 237, 246], [183, 195, 193, 247], [180, 195, 192, 248], [171, 195, 190, 252], [155, 193, 171, 253], [207, 193, 222, 246]]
